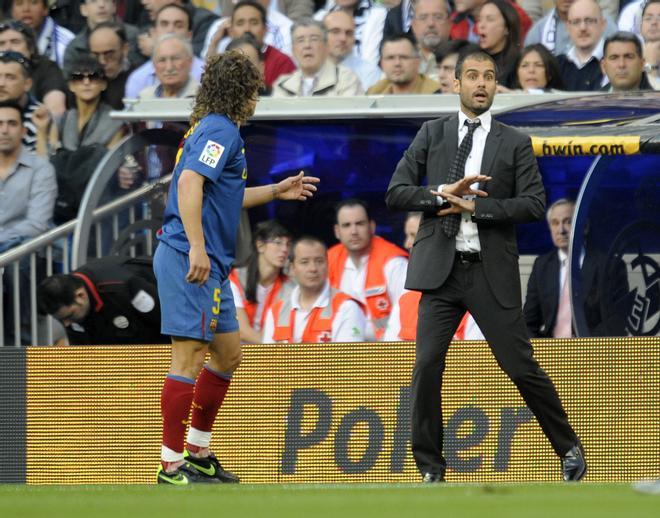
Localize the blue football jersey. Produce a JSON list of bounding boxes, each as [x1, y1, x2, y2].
[[158, 113, 247, 280]]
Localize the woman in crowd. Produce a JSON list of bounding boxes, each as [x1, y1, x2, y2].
[[476, 0, 521, 88], [513, 43, 564, 92], [57, 54, 126, 151], [229, 220, 293, 343]]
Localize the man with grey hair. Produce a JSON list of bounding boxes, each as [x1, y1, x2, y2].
[[139, 34, 198, 99], [367, 32, 440, 94], [410, 0, 451, 79], [524, 198, 629, 337], [272, 18, 363, 96]]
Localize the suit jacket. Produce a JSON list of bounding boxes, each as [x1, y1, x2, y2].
[[523, 249, 561, 337], [524, 247, 630, 337], [385, 114, 546, 309]]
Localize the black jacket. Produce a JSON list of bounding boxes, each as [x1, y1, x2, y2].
[[67, 256, 167, 345]]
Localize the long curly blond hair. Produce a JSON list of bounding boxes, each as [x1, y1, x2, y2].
[[190, 50, 263, 126]]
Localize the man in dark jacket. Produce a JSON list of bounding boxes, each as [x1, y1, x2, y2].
[[37, 256, 167, 345]]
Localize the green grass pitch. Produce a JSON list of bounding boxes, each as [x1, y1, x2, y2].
[[1, 484, 658, 518]]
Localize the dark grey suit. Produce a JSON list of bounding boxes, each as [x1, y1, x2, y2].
[[386, 114, 579, 476]]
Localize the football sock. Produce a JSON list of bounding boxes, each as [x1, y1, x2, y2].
[[187, 365, 232, 454], [161, 374, 195, 470]]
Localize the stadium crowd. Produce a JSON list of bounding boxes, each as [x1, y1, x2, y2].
[[0, 0, 652, 344]]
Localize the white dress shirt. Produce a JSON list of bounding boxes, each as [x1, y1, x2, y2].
[[262, 281, 366, 343], [438, 109, 492, 253], [337, 252, 408, 340]]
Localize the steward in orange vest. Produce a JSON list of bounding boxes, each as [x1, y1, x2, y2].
[[229, 267, 292, 331], [327, 235, 408, 339], [266, 282, 366, 343]]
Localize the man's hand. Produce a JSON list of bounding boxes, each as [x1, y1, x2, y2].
[[431, 191, 476, 216], [274, 171, 320, 201], [31, 104, 51, 133], [206, 19, 231, 58], [441, 174, 491, 197], [186, 244, 211, 285]]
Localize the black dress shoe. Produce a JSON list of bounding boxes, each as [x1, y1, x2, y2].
[[422, 472, 445, 483], [561, 444, 587, 481]]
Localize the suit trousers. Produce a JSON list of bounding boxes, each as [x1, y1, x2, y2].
[[411, 257, 579, 475]]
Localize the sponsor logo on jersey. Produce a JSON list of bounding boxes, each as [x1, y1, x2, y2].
[[199, 140, 225, 168]]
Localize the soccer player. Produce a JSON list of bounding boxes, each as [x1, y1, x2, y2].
[[153, 49, 319, 485]]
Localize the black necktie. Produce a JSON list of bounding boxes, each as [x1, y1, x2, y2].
[[441, 119, 481, 238]]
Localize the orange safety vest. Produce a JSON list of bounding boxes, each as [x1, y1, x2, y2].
[[271, 287, 359, 343], [397, 292, 475, 341], [228, 268, 290, 330], [398, 291, 421, 340], [327, 236, 408, 339]]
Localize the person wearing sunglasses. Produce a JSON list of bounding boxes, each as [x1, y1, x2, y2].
[[56, 54, 126, 151], [10, 0, 75, 67], [0, 20, 67, 118]]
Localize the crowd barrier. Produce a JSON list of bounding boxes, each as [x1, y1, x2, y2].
[[1, 337, 658, 484]]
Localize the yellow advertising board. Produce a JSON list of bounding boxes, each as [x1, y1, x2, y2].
[[26, 338, 659, 484]]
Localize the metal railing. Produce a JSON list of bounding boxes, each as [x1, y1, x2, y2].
[[0, 129, 181, 347]]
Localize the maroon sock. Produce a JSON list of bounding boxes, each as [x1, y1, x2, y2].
[[161, 375, 195, 455], [189, 366, 231, 439]]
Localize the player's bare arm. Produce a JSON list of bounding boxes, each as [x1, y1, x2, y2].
[[178, 169, 210, 286], [243, 171, 320, 209]]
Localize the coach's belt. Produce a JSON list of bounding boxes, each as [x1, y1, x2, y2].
[[455, 251, 482, 263]]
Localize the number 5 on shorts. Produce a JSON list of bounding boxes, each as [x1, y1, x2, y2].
[[212, 288, 221, 315]]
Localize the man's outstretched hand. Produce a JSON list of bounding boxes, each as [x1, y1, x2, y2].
[[275, 171, 320, 201]]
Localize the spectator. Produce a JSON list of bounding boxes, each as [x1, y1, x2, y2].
[[0, 20, 67, 116], [523, 199, 629, 337], [37, 255, 168, 345], [313, 0, 387, 64], [125, 3, 205, 99], [228, 220, 294, 343], [272, 18, 363, 95], [476, 0, 521, 89], [556, 0, 608, 91], [367, 32, 440, 93], [0, 99, 57, 346], [434, 39, 478, 93], [57, 54, 125, 151], [323, 10, 381, 90], [10, 0, 75, 67], [327, 198, 408, 341], [382, 0, 414, 40], [641, 0, 660, 89], [88, 21, 135, 108], [205, 1, 295, 89], [226, 33, 269, 93], [600, 31, 653, 91], [62, 0, 145, 78], [139, 0, 218, 57], [262, 236, 366, 343], [205, 0, 294, 57], [0, 99, 56, 252], [513, 43, 564, 91], [451, 0, 531, 44], [410, 0, 451, 79], [0, 51, 50, 155], [138, 33, 197, 98], [524, 0, 617, 56]]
